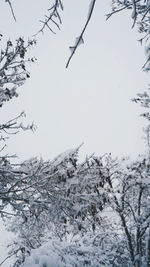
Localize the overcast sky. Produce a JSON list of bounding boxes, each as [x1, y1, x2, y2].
[[0, 0, 149, 162], [0, 0, 150, 264]]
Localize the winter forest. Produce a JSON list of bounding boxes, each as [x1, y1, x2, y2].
[[0, 0, 150, 266]]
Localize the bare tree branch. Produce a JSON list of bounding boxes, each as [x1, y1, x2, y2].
[[66, 0, 97, 68], [5, 0, 16, 21], [34, 0, 63, 36], [0, 248, 21, 266]]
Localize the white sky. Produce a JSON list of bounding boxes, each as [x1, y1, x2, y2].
[[0, 1, 150, 264], [0, 0, 149, 162]]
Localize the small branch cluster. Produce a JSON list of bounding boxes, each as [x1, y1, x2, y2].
[[107, 0, 150, 69], [35, 0, 63, 36], [0, 37, 36, 153], [0, 37, 36, 108], [132, 88, 150, 120]]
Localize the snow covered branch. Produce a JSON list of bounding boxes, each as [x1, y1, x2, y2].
[[66, 0, 97, 68]]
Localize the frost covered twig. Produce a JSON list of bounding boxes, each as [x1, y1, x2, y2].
[[0, 247, 21, 266], [131, 0, 137, 28], [35, 0, 63, 36], [0, 37, 36, 108], [106, 0, 140, 21], [66, 0, 97, 68]]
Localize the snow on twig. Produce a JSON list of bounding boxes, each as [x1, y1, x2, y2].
[[66, 0, 97, 68]]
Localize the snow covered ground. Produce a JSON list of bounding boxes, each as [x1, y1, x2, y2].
[[21, 241, 68, 267], [21, 240, 100, 267]]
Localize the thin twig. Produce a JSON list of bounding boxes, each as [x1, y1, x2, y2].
[[141, 5, 150, 21], [6, 0, 16, 21], [131, 0, 137, 28], [106, 0, 140, 21], [66, 0, 97, 68], [0, 210, 17, 216], [0, 248, 20, 266], [34, 0, 62, 36]]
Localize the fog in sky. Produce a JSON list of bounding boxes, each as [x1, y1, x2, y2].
[[0, 0, 150, 265]]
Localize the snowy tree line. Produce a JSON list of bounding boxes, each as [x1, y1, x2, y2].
[[0, 0, 150, 266], [5, 149, 150, 266]]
